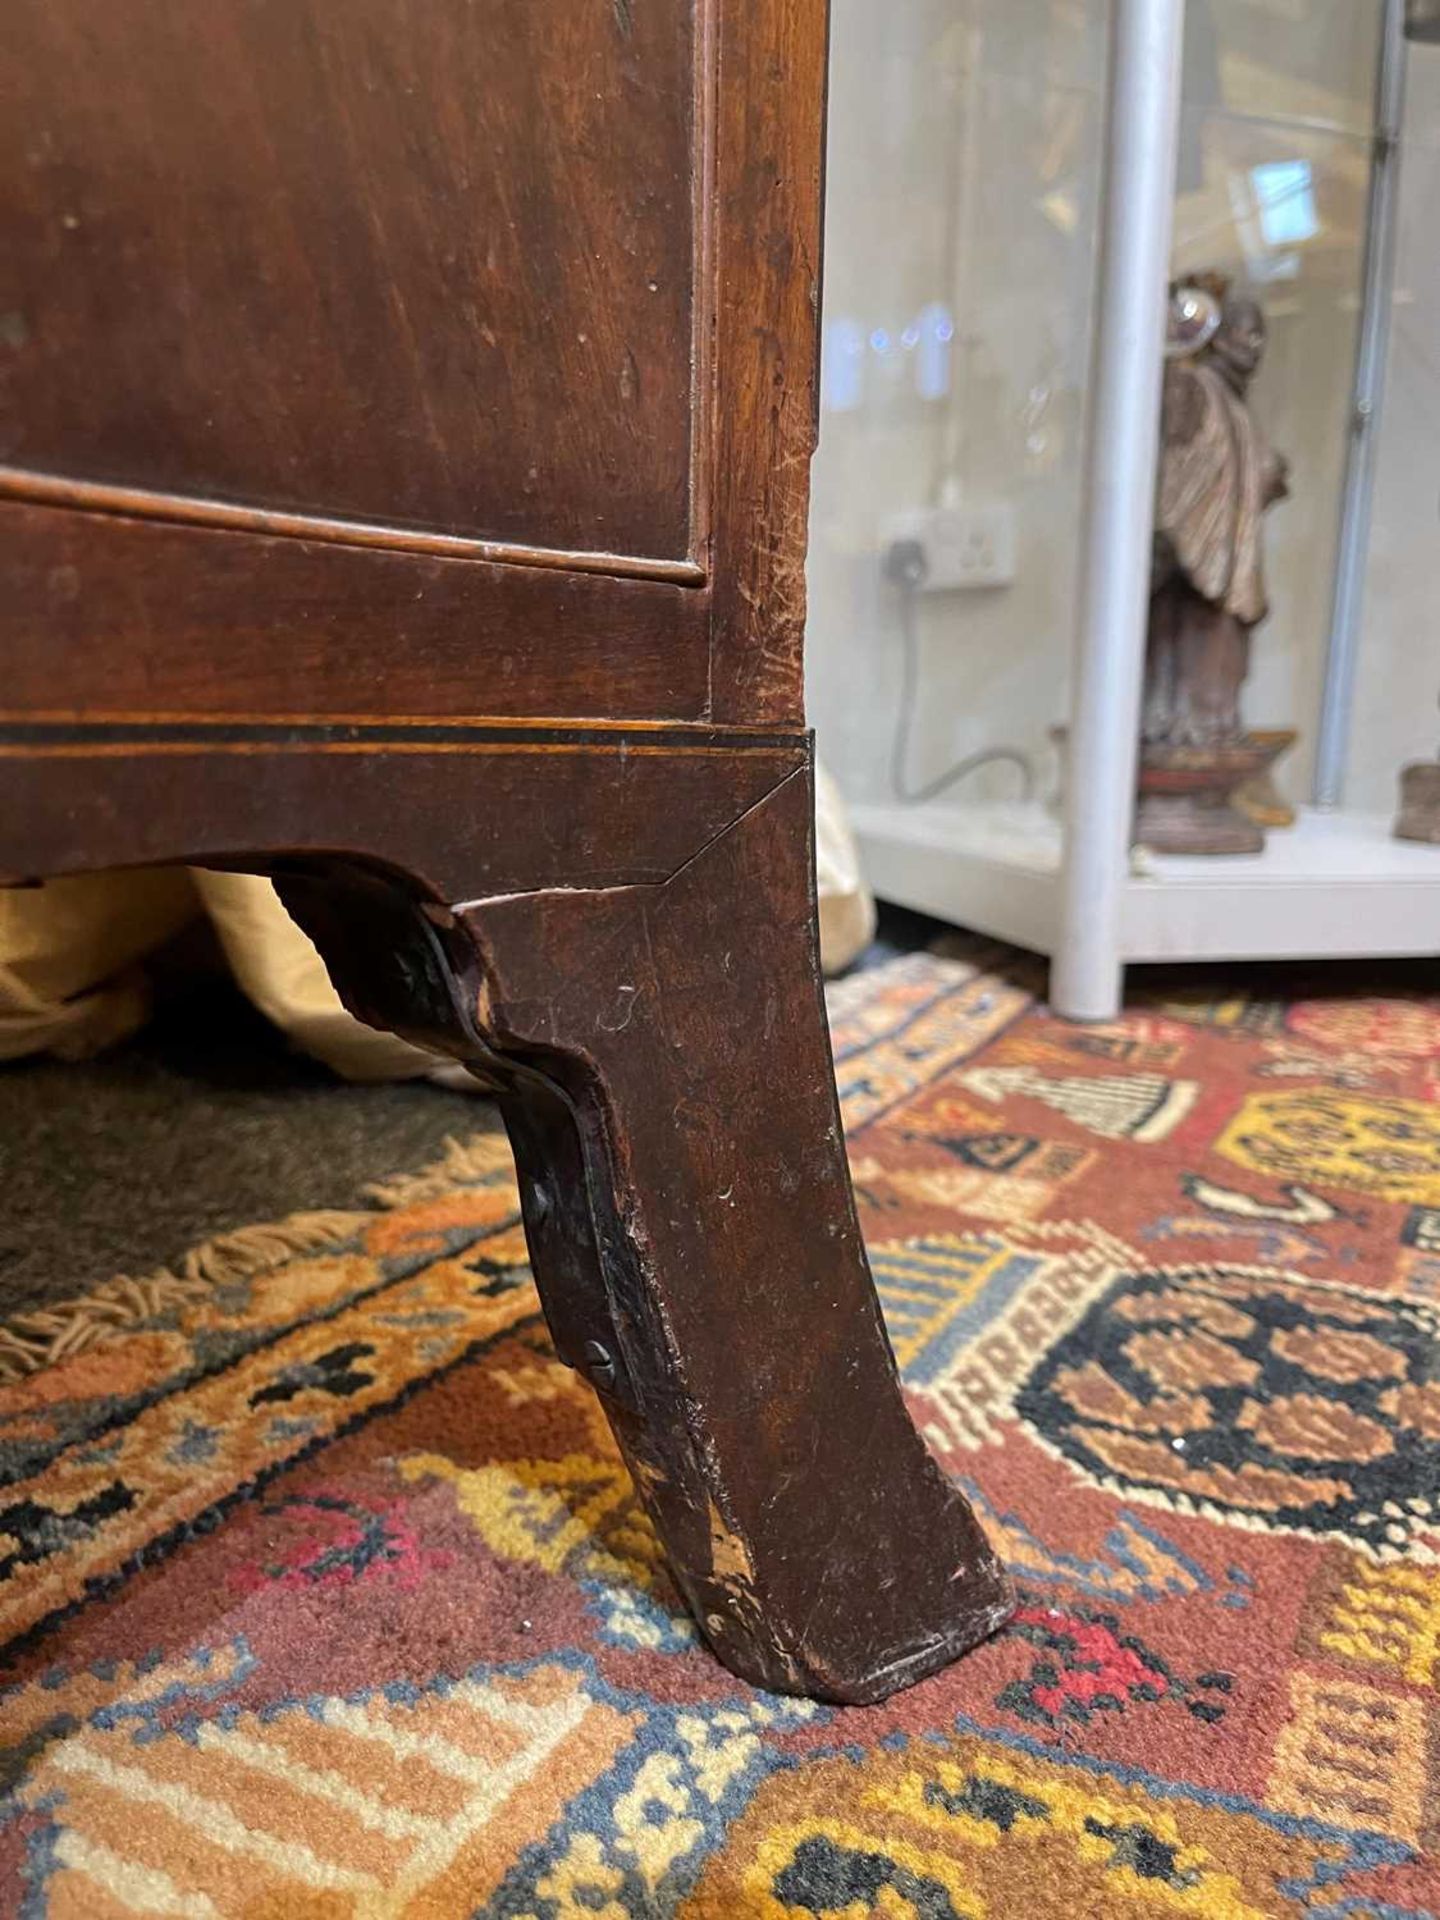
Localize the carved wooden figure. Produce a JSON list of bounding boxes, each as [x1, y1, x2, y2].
[[1139, 278, 1292, 855], [1394, 695, 1440, 844], [0, 0, 1011, 1701]]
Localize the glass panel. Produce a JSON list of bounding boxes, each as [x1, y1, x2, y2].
[[1170, 96, 1375, 804], [1351, 36, 1440, 811], [1182, 0, 1380, 136], [808, 0, 1108, 812], [809, 0, 1382, 829]]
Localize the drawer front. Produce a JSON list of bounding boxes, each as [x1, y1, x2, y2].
[[0, 0, 702, 570]]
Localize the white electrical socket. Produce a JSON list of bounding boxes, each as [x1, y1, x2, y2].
[[882, 503, 1017, 592]]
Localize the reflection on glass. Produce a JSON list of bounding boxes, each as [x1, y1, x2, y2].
[[808, 0, 1388, 822], [808, 0, 1108, 810], [1250, 160, 1320, 249]]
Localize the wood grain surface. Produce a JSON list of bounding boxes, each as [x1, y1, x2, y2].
[[0, 0, 1014, 1702], [0, 0, 700, 564], [0, 0, 829, 725]]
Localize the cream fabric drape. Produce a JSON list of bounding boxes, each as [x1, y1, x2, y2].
[[0, 869, 197, 1063]]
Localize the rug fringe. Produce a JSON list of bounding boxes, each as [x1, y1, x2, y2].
[[0, 1129, 515, 1384], [362, 1130, 515, 1210]]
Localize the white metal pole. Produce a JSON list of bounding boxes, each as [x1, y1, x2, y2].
[[1312, 0, 1406, 809], [1051, 0, 1185, 1022]]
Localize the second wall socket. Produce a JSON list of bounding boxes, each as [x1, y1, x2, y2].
[[882, 503, 1017, 592]]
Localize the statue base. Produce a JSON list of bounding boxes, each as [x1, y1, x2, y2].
[[1233, 728, 1298, 828], [1394, 760, 1440, 844], [1136, 733, 1295, 856]]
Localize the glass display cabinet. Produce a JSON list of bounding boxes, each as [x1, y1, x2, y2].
[[809, 0, 1440, 1017]]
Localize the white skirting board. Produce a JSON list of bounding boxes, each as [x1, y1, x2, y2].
[[853, 801, 1440, 997]]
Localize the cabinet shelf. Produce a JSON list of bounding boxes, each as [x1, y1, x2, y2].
[[854, 800, 1440, 970]]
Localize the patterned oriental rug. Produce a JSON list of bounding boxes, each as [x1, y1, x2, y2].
[[2, 944, 1440, 1916]]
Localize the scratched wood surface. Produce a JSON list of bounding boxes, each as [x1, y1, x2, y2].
[[0, 0, 826, 724], [0, 0, 1014, 1702], [0, 503, 711, 723], [0, 728, 806, 900], [276, 765, 1013, 1701], [0, 0, 698, 564]]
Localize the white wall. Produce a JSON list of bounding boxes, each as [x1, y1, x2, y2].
[[807, 0, 1107, 809]]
